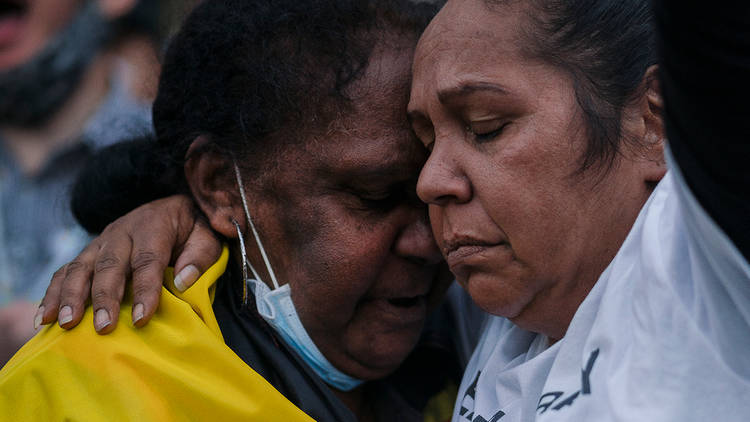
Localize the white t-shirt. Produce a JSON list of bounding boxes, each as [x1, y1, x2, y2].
[[453, 154, 750, 422]]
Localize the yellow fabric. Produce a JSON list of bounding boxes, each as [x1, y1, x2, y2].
[[0, 247, 314, 422], [422, 381, 458, 422]]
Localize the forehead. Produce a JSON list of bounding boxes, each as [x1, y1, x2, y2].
[[422, 0, 527, 42], [300, 41, 424, 177], [410, 0, 530, 98]]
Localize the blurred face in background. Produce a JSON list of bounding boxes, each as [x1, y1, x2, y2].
[[0, 0, 84, 69], [0, 0, 144, 128]]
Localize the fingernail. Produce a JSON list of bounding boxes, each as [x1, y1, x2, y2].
[[94, 309, 111, 331], [174, 265, 199, 292], [132, 303, 144, 325], [34, 306, 44, 330], [58, 306, 73, 326]]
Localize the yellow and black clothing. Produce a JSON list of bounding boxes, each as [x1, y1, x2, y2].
[[0, 247, 459, 421]]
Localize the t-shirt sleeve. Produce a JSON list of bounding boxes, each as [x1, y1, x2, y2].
[[653, 1, 750, 261]]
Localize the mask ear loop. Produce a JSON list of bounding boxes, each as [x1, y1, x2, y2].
[[232, 160, 281, 290], [232, 218, 264, 306]]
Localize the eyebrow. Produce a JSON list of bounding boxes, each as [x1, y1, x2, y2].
[[437, 82, 509, 104], [319, 157, 413, 182], [347, 165, 406, 181]]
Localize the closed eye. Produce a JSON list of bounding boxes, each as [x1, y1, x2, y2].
[[349, 187, 404, 213], [469, 121, 509, 143]]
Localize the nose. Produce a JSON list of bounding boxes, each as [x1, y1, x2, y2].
[[394, 207, 443, 266], [416, 141, 472, 205]]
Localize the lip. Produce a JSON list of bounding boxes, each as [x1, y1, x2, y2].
[[442, 236, 507, 272], [0, 0, 28, 49], [364, 295, 427, 326]]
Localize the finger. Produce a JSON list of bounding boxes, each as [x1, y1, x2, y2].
[[40, 241, 102, 328], [36, 265, 67, 329], [129, 240, 172, 328], [125, 199, 186, 327], [173, 217, 222, 293], [126, 195, 205, 327], [89, 233, 135, 334], [57, 256, 97, 330]]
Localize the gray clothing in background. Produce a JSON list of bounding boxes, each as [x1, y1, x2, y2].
[[0, 72, 152, 305]]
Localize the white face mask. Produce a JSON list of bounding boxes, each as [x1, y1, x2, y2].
[[232, 161, 364, 391]]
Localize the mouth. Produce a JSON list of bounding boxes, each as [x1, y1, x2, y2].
[[443, 236, 507, 271], [0, 0, 28, 48], [362, 294, 427, 327], [0, 0, 27, 20]]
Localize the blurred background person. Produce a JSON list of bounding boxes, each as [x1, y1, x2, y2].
[[0, 0, 162, 365]]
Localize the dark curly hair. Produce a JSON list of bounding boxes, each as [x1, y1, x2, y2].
[[72, 0, 438, 233]]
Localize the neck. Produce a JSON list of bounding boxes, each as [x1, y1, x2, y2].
[[0, 53, 112, 176], [333, 386, 376, 422]]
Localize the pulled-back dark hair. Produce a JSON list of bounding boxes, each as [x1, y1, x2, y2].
[[73, 0, 438, 233], [488, 0, 657, 173]]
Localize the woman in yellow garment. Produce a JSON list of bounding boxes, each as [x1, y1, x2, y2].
[[0, 0, 457, 421]]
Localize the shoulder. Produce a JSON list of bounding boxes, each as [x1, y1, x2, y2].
[[555, 165, 750, 420], [0, 282, 223, 419], [0, 248, 313, 421]]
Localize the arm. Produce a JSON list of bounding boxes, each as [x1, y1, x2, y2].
[[37, 195, 222, 333], [653, 0, 750, 260], [36, 137, 221, 333]]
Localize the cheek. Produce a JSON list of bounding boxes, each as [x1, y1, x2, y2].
[[479, 133, 586, 254], [460, 140, 591, 302], [30, 1, 81, 39], [288, 214, 394, 330], [479, 175, 581, 291], [291, 225, 420, 378]]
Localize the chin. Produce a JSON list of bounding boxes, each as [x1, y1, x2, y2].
[[466, 275, 529, 319], [345, 325, 424, 380]]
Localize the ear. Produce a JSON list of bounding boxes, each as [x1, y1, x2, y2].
[[97, 0, 138, 20], [625, 65, 667, 185], [184, 136, 244, 239], [642, 65, 667, 184]]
